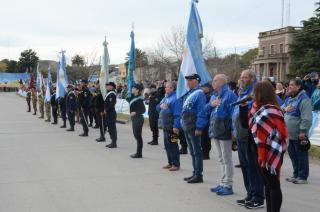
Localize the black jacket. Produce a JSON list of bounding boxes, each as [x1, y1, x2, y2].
[[129, 95, 146, 116]]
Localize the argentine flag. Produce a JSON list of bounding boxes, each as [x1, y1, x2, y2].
[[127, 30, 135, 98], [99, 37, 110, 99], [45, 66, 52, 103], [56, 50, 68, 99], [36, 63, 43, 95], [176, 0, 212, 98]]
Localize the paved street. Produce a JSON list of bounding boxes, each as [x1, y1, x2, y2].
[[0, 93, 319, 212]]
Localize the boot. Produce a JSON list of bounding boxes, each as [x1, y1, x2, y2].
[[106, 142, 117, 148], [66, 127, 74, 132], [130, 153, 142, 159], [96, 137, 106, 142], [79, 132, 88, 137]]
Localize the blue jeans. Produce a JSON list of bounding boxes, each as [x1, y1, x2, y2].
[[163, 131, 180, 167], [288, 139, 309, 180], [237, 141, 265, 202], [184, 130, 203, 177]]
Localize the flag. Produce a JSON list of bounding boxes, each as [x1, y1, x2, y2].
[[45, 66, 52, 103], [99, 37, 110, 99], [127, 30, 135, 98], [28, 72, 35, 89], [36, 63, 43, 95], [56, 50, 68, 99], [176, 0, 211, 98]]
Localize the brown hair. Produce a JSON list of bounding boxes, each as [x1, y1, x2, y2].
[[253, 81, 279, 107]]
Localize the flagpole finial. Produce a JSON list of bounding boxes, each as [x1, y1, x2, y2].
[[103, 35, 108, 46]]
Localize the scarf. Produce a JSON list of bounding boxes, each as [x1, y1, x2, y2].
[[249, 103, 288, 176]]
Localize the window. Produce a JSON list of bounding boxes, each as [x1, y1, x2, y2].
[[280, 44, 284, 53], [270, 45, 275, 55]]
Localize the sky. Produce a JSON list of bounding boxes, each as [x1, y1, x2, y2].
[[0, 0, 317, 65]]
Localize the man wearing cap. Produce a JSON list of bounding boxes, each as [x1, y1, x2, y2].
[[51, 86, 58, 124], [182, 74, 208, 183], [95, 81, 106, 142], [103, 82, 118, 148], [200, 82, 213, 160], [66, 85, 77, 131], [147, 84, 161, 146], [78, 79, 91, 137]]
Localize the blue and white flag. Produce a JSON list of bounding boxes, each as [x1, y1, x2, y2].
[[56, 50, 68, 99], [45, 66, 52, 103], [36, 63, 43, 95], [127, 30, 135, 98], [99, 37, 110, 99], [176, 0, 212, 98]]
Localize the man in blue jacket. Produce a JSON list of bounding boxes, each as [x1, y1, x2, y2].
[[157, 81, 182, 171], [181, 74, 208, 184], [205, 74, 237, 196]]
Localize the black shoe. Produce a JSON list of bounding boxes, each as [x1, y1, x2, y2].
[[45, 119, 50, 122], [93, 125, 99, 129], [235, 164, 242, 168], [236, 197, 251, 206], [203, 154, 210, 160], [245, 201, 264, 209], [184, 175, 195, 181], [147, 141, 154, 145], [180, 148, 188, 155], [150, 141, 158, 146], [130, 153, 142, 158], [88, 123, 93, 127], [66, 128, 74, 132], [60, 125, 66, 128], [96, 137, 106, 142], [51, 122, 57, 125], [106, 143, 117, 148], [79, 132, 88, 137], [187, 176, 203, 184]]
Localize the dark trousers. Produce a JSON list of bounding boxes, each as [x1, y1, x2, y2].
[[288, 139, 309, 180], [179, 130, 188, 150], [149, 115, 159, 142], [201, 125, 211, 156], [61, 109, 66, 125], [260, 168, 282, 212], [67, 111, 75, 128], [98, 113, 106, 138], [52, 106, 58, 123], [105, 113, 117, 144], [184, 130, 203, 177], [132, 115, 144, 155], [164, 130, 180, 167], [27, 99, 31, 112], [237, 141, 265, 202], [80, 107, 89, 133]]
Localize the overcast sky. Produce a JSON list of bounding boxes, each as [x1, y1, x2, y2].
[[0, 0, 316, 64]]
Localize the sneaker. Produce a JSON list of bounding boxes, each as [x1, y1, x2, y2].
[[245, 201, 264, 209], [293, 179, 308, 184], [210, 185, 223, 193], [216, 186, 234, 196], [286, 176, 297, 182], [236, 197, 251, 206]]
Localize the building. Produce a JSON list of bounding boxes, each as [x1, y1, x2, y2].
[[252, 26, 302, 82], [118, 63, 127, 82]]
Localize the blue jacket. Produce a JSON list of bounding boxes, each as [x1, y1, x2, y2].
[[181, 86, 208, 130], [205, 84, 238, 119], [157, 91, 182, 129]]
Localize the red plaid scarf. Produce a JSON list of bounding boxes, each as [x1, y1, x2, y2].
[[249, 103, 288, 176]]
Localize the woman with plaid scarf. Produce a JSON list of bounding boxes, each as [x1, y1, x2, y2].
[[248, 81, 288, 212]]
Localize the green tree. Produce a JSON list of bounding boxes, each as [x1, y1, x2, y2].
[[289, 3, 320, 76], [241, 48, 258, 68], [71, 54, 85, 67], [125, 48, 148, 69], [17, 49, 39, 73]]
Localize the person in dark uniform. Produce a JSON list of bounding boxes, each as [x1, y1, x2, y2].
[[200, 83, 212, 160], [128, 83, 146, 158], [78, 79, 91, 137], [26, 88, 31, 112], [51, 86, 58, 125], [89, 86, 99, 128], [104, 82, 118, 148], [66, 84, 77, 132], [147, 84, 161, 145], [95, 81, 106, 142], [58, 94, 67, 128], [91, 86, 100, 129]]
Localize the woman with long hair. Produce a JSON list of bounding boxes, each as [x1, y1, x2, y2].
[[249, 81, 288, 212]]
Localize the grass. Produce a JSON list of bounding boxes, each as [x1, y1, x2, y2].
[[310, 145, 320, 161]]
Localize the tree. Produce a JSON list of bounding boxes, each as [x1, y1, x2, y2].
[[0, 61, 7, 72], [17, 49, 39, 73], [125, 48, 148, 68], [241, 48, 258, 68], [289, 3, 320, 76], [71, 54, 85, 67]]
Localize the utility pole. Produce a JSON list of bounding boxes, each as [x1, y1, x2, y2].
[[281, 0, 285, 28], [287, 0, 291, 26]]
